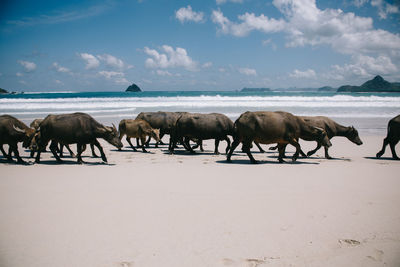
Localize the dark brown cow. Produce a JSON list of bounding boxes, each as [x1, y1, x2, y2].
[[268, 116, 363, 159], [170, 113, 234, 154], [376, 114, 400, 160], [118, 119, 160, 152], [136, 111, 185, 147], [0, 115, 35, 163], [227, 111, 332, 163], [31, 112, 122, 164]]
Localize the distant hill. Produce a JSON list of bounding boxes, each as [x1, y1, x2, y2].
[[125, 83, 142, 92], [0, 88, 9, 94], [318, 86, 336, 92], [337, 76, 400, 92], [241, 87, 270, 92]]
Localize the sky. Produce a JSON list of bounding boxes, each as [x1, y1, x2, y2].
[[0, 0, 399, 92]]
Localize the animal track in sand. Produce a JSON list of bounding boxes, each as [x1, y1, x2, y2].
[[366, 249, 384, 262], [338, 239, 361, 246]]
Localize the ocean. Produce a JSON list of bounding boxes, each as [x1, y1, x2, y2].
[[1, 91, 399, 135]]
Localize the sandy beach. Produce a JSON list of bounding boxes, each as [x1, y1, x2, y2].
[[0, 134, 399, 267]]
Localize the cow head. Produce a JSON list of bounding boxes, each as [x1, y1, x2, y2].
[[29, 131, 42, 151], [102, 124, 123, 149], [13, 125, 36, 148], [151, 128, 160, 143], [313, 126, 332, 147], [347, 126, 363, 145]]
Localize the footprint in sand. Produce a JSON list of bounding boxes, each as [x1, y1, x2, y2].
[[338, 239, 361, 246], [120, 262, 133, 267], [221, 258, 268, 267], [367, 249, 384, 262]]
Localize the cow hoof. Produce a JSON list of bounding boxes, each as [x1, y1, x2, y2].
[[251, 160, 258, 164], [376, 153, 382, 158]]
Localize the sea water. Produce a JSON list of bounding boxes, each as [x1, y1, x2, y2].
[[1, 91, 399, 135]]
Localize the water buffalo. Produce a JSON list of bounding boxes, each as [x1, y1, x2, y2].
[[376, 114, 400, 160], [268, 116, 363, 159], [118, 119, 160, 152], [30, 118, 43, 129], [30, 118, 99, 158], [170, 113, 234, 154], [0, 115, 35, 163], [226, 111, 332, 164], [32, 112, 122, 163], [136, 111, 189, 147]]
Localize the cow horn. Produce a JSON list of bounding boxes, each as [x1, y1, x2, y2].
[[13, 125, 25, 133], [112, 123, 117, 131]]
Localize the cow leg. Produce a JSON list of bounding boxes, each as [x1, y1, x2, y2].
[[76, 143, 84, 164], [214, 139, 220, 155], [126, 137, 137, 151], [307, 142, 322, 157], [184, 137, 195, 153], [0, 145, 10, 160], [50, 141, 62, 162], [90, 143, 99, 157], [288, 139, 301, 162], [140, 136, 148, 153], [243, 141, 257, 164], [10, 143, 25, 164], [227, 138, 240, 162], [93, 139, 107, 163], [256, 142, 265, 153], [376, 137, 389, 158], [324, 146, 333, 159], [59, 144, 64, 157], [389, 140, 399, 159], [224, 137, 231, 154], [65, 144, 76, 158], [136, 138, 141, 148], [158, 133, 166, 146], [277, 144, 286, 163], [35, 145, 43, 163], [145, 136, 151, 147]]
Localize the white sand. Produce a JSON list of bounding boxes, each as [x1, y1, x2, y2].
[[0, 135, 399, 266]]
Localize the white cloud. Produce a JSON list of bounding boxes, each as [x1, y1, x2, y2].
[[7, 3, 111, 27], [202, 62, 213, 68], [212, 10, 285, 37], [216, 0, 243, 4], [53, 62, 71, 74], [18, 60, 36, 72], [16, 72, 23, 77], [55, 79, 64, 85], [371, 0, 399, 19], [289, 69, 316, 79], [156, 70, 173, 76], [97, 54, 132, 69], [98, 71, 130, 85], [79, 53, 100, 69], [239, 67, 257, 76], [144, 45, 197, 71], [271, 0, 400, 55], [212, 0, 400, 58], [175, 6, 204, 23], [329, 54, 398, 80]]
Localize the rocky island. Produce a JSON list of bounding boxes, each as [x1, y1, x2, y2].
[[0, 88, 9, 94], [125, 83, 142, 92], [337, 75, 400, 93]]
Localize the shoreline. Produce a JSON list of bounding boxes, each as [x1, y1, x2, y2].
[[1, 135, 400, 266]]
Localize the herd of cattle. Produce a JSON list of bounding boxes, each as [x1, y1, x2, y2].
[[0, 111, 399, 164]]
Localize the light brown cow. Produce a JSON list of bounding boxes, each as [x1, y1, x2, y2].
[[118, 119, 160, 152]]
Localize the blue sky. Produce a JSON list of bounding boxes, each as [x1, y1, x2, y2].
[[0, 0, 399, 91]]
